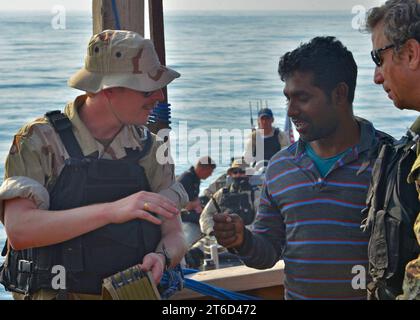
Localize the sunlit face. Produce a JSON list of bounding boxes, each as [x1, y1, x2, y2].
[[371, 21, 412, 110], [228, 168, 246, 178], [107, 87, 164, 125], [198, 167, 215, 180], [284, 71, 339, 142], [257, 116, 274, 131]]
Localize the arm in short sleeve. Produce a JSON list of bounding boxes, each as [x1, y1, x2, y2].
[[0, 131, 51, 223], [142, 138, 188, 209]]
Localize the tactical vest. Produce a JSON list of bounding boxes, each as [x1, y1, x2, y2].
[[0, 111, 161, 296], [252, 128, 282, 161], [219, 183, 256, 226], [362, 123, 420, 300]]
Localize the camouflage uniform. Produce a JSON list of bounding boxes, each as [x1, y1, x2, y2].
[[398, 145, 420, 300], [0, 95, 188, 299], [199, 184, 261, 236], [201, 173, 228, 200]]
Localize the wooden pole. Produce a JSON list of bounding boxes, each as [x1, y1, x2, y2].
[[92, 0, 145, 36], [92, 0, 170, 133], [149, 0, 168, 104], [148, 0, 171, 133]]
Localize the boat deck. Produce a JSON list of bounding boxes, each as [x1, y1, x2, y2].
[[171, 260, 285, 300]]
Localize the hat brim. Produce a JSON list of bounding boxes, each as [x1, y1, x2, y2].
[[258, 113, 273, 118], [68, 66, 180, 93], [227, 167, 247, 174]]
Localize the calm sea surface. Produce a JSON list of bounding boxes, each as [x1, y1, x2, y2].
[[0, 10, 417, 299]]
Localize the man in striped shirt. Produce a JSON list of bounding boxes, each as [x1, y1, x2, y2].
[[213, 37, 390, 300]]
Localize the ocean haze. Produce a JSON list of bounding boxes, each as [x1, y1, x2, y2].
[[0, 8, 416, 299], [1, 0, 386, 12]]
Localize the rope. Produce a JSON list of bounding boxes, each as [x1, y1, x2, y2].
[[159, 265, 185, 300], [184, 278, 262, 300], [183, 268, 261, 300], [111, 0, 122, 30], [159, 267, 261, 300]]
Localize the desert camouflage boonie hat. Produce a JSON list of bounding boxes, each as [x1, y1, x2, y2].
[[227, 158, 249, 175], [68, 30, 180, 93]]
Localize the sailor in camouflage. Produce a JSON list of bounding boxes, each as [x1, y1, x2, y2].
[[199, 159, 260, 236], [0, 30, 188, 300]]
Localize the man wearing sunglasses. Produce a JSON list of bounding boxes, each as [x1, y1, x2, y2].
[[366, 0, 420, 300], [199, 159, 259, 237], [0, 30, 189, 299]]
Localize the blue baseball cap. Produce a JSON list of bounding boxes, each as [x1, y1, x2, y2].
[[258, 108, 273, 118]]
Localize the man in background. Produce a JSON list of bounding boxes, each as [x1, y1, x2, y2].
[[200, 159, 259, 237], [177, 156, 216, 222], [243, 108, 290, 165]]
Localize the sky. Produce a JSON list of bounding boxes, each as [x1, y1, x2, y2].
[[1, 0, 386, 12]]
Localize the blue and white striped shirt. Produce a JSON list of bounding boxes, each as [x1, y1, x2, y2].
[[237, 117, 388, 300]]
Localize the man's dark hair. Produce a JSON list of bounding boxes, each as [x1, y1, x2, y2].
[[366, 0, 420, 50], [278, 36, 358, 104]]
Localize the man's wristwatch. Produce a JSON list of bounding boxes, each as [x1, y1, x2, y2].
[[156, 244, 171, 270]]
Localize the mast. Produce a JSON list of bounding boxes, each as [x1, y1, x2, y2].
[[149, 0, 168, 104], [92, 0, 145, 36], [92, 0, 170, 133]]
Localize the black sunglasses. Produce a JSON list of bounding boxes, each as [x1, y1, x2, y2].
[[371, 44, 395, 67], [142, 90, 157, 98], [230, 168, 245, 174]]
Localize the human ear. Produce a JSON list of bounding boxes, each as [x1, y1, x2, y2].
[[406, 39, 420, 70], [332, 83, 349, 106]]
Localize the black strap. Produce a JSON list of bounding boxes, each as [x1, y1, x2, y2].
[[46, 111, 154, 162], [372, 144, 391, 212], [251, 128, 257, 158], [125, 127, 153, 161], [45, 110, 84, 158], [252, 128, 281, 157], [211, 196, 222, 214], [1, 239, 7, 257], [250, 188, 255, 212]]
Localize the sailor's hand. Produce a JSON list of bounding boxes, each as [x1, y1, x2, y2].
[[213, 213, 245, 248], [140, 252, 165, 284], [108, 191, 180, 225]]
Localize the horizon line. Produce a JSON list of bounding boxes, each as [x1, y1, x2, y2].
[[0, 8, 356, 12]]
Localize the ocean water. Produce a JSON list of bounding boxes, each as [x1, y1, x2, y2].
[[0, 10, 417, 299]]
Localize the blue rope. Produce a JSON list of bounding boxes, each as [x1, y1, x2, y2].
[[159, 265, 185, 300], [184, 278, 261, 300], [160, 267, 262, 300], [111, 0, 122, 30]]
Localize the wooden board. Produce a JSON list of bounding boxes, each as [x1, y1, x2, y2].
[[171, 260, 285, 300], [92, 0, 145, 36]]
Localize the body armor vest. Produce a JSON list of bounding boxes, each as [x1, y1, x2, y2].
[[362, 124, 420, 299], [0, 111, 160, 295], [219, 181, 256, 225], [252, 128, 282, 162]]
